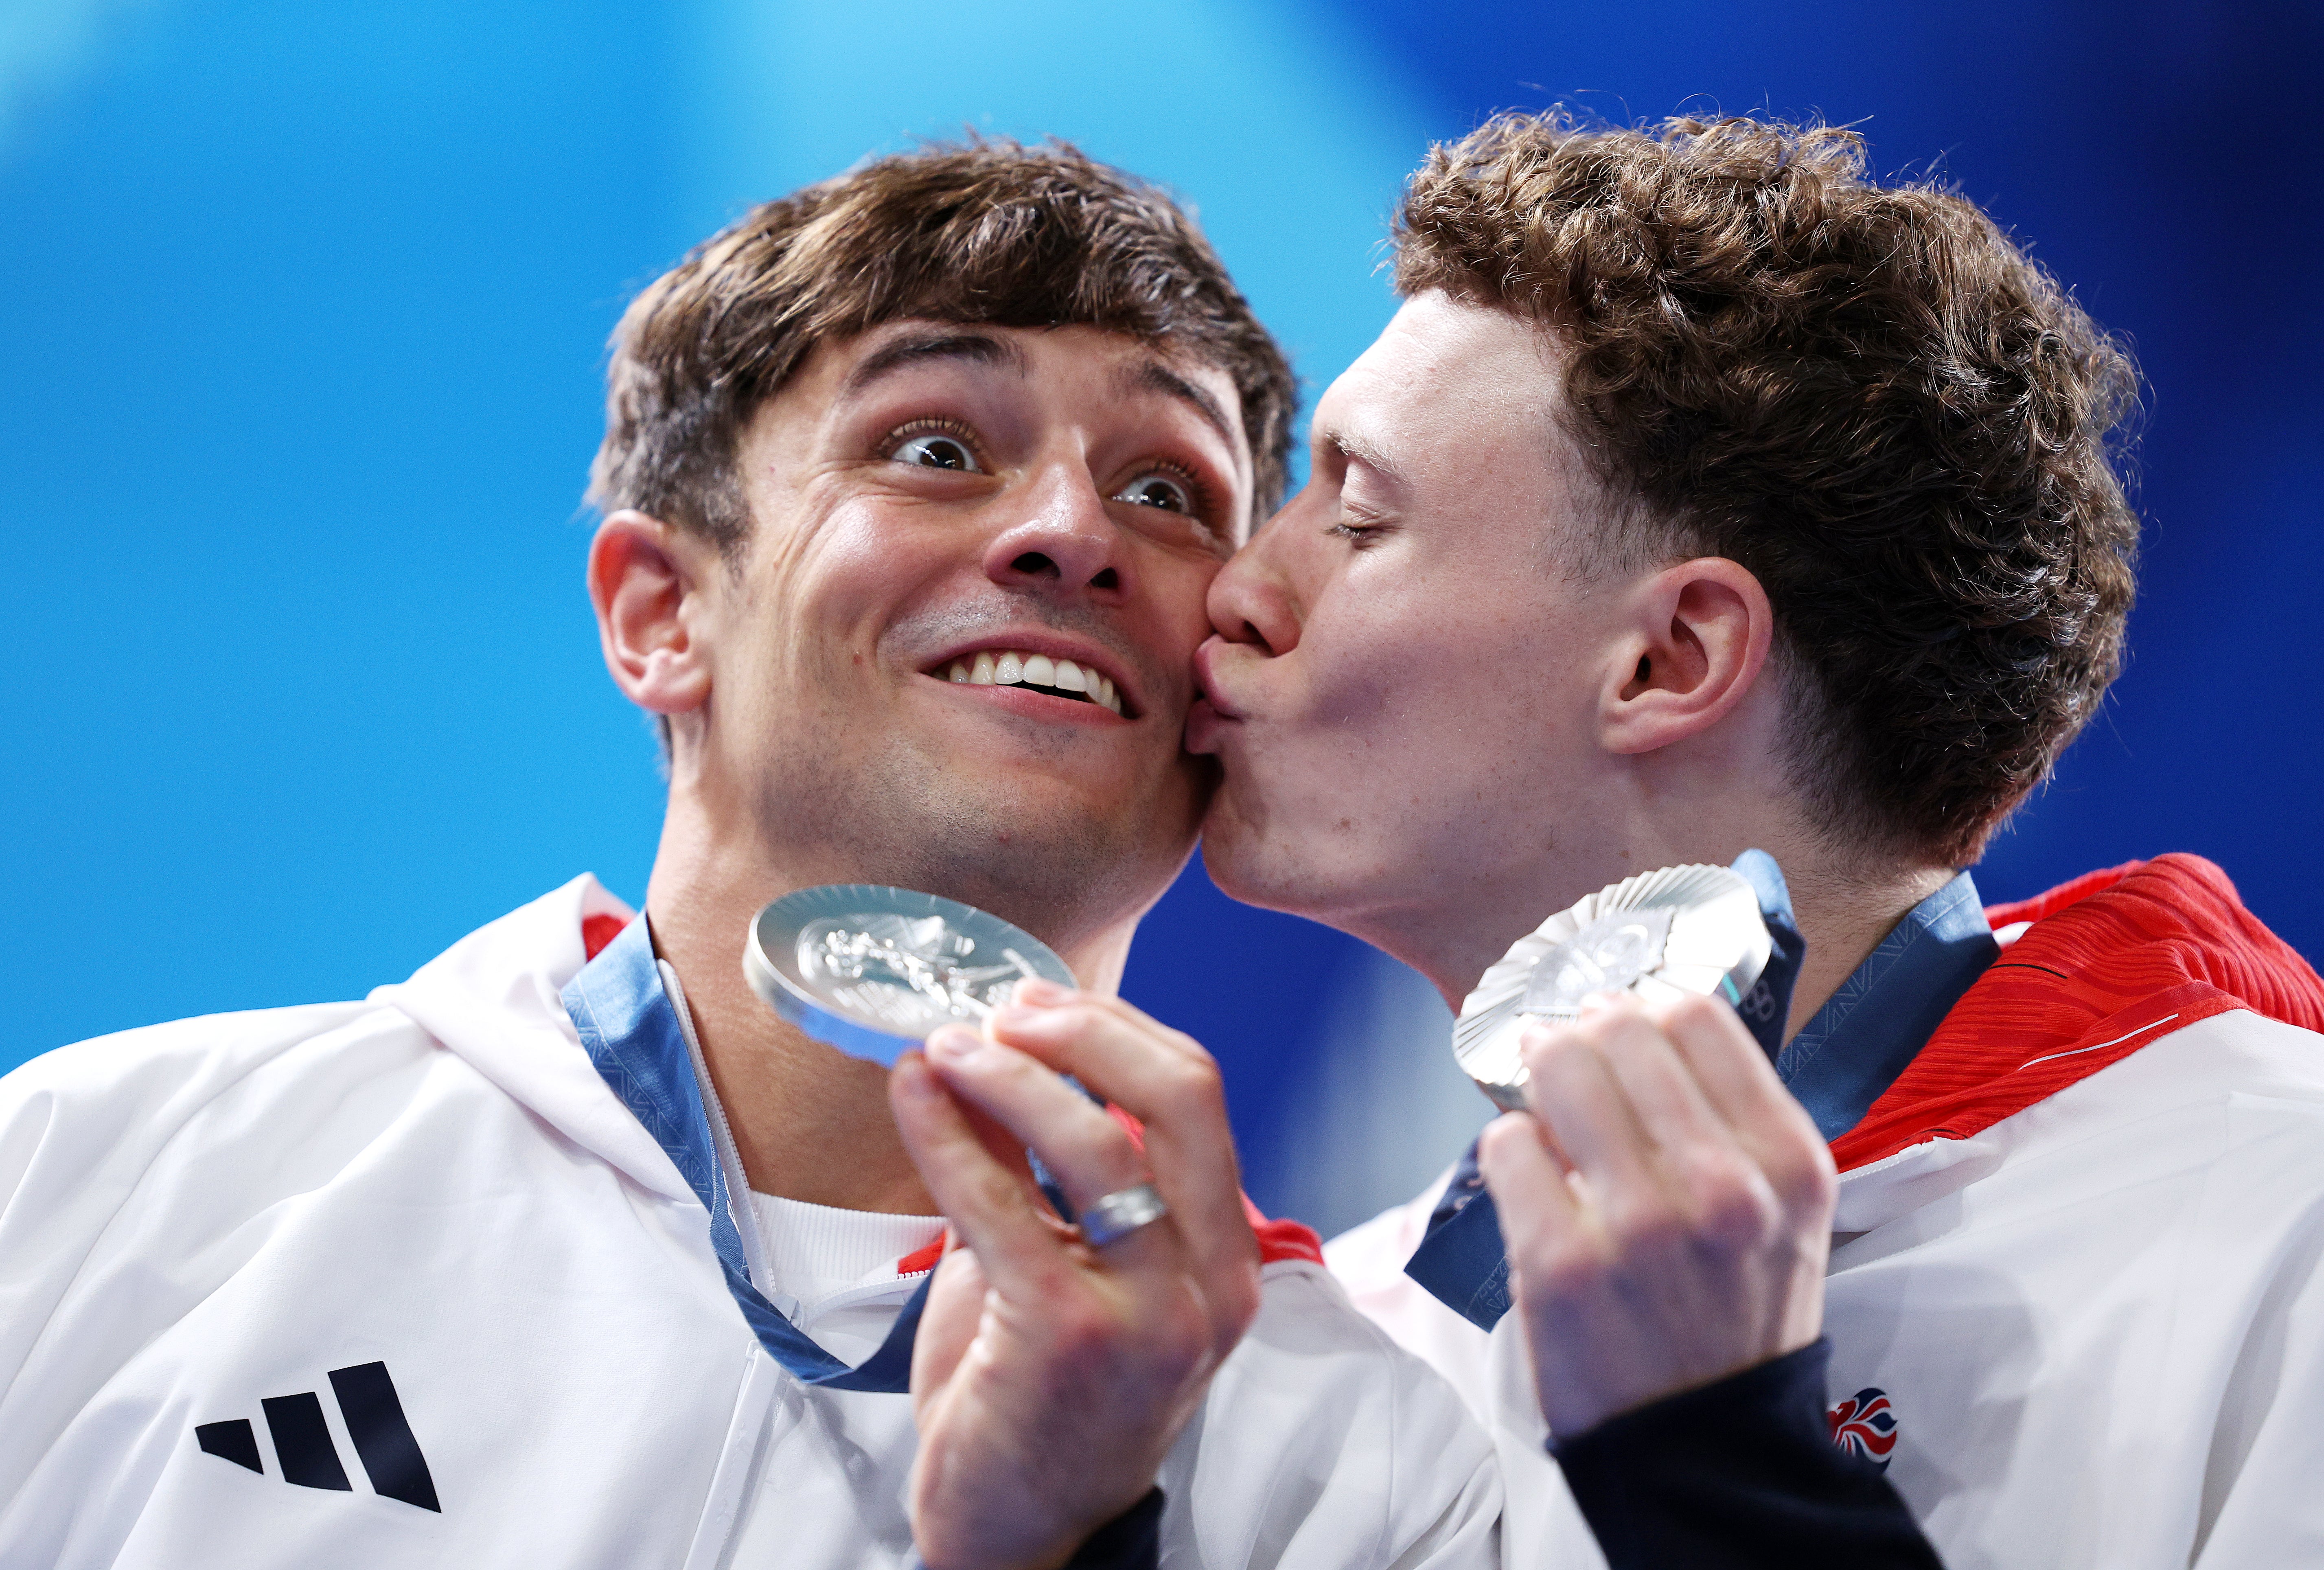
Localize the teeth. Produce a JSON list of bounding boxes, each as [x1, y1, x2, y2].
[[943, 650, 1126, 715]]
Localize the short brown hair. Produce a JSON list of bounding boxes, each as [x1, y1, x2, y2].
[[1397, 112, 2141, 866], [590, 138, 1295, 546]]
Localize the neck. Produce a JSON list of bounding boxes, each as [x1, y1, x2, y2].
[[1772, 856, 1955, 1039], [642, 793, 1140, 1215]]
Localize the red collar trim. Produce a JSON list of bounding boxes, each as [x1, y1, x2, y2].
[[1831, 854, 2324, 1171], [894, 1237, 946, 1276], [582, 912, 630, 962]]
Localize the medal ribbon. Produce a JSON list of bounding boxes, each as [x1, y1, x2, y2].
[[562, 917, 928, 1392]]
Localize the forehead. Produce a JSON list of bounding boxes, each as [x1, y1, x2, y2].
[[1316, 292, 1571, 494]]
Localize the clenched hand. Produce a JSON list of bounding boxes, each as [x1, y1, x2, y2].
[[1479, 991, 1837, 1438]]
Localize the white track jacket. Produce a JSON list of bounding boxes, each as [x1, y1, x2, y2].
[[0, 876, 1498, 1570], [1332, 854, 2324, 1570]]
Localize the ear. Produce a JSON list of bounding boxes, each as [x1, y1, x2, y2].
[[1598, 557, 1774, 756], [587, 510, 715, 717]]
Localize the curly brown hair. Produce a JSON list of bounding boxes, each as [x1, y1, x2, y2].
[[590, 138, 1295, 549], [1396, 112, 2142, 866]]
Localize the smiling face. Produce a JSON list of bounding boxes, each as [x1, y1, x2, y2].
[[1189, 292, 1648, 980], [683, 319, 1251, 952]]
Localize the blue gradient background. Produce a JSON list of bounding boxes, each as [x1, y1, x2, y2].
[[6, 0, 2318, 1232]]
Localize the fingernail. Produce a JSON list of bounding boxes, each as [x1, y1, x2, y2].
[[990, 1004, 1040, 1031], [927, 1026, 985, 1063], [1014, 977, 1069, 1004]]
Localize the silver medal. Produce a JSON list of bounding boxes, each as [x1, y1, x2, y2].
[[744, 885, 1077, 1067], [1452, 864, 1772, 1112]]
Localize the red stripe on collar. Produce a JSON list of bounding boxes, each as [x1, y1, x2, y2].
[[1831, 854, 2324, 1171], [895, 1237, 946, 1276], [582, 912, 631, 962]]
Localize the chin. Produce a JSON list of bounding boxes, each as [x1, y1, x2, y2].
[[1198, 816, 1327, 919], [908, 789, 1199, 941]]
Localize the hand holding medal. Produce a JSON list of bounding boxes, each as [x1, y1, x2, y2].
[[744, 886, 1260, 1569], [1465, 863, 1839, 1437]]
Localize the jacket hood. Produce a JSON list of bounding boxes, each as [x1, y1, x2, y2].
[[367, 875, 692, 1203], [1832, 853, 2324, 1175]]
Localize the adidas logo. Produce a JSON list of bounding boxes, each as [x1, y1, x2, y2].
[[195, 1360, 439, 1512]]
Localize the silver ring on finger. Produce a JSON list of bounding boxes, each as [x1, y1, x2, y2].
[[1078, 1182, 1169, 1249]]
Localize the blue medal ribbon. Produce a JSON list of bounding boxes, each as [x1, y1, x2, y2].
[[562, 917, 928, 1392]]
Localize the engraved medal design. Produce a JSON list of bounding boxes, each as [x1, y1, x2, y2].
[[1453, 864, 1772, 1112], [745, 885, 1076, 1067]]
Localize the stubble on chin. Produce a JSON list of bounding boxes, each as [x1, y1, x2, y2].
[[760, 735, 1203, 953]]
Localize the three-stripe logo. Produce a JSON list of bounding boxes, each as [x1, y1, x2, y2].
[[195, 1361, 440, 1512]]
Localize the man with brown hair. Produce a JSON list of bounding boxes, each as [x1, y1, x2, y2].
[[0, 140, 1498, 1570], [1186, 112, 2324, 1567]]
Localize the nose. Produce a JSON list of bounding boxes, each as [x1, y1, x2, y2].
[[981, 462, 1128, 599], [1205, 514, 1302, 656]]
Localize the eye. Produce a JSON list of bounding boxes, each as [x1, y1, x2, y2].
[[889, 430, 981, 473], [1114, 470, 1195, 514], [1330, 520, 1385, 548]]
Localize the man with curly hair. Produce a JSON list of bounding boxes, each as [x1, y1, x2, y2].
[[1185, 111, 2324, 1567]]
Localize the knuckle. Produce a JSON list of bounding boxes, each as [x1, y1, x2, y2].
[[1048, 1301, 1118, 1367], [1678, 1158, 1781, 1248], [1063, 1133, 1132, 1191], [1666, 993, 1727, 1033], [1776, 1147, 1840, 1215], [1155, 1055, 1224, 1119], [1588, 993, 1650, 1033], [1476, 1114, 1527, 1169], [1699, 1182, 1779, 1249], [1610, 1198, 1689, 1259], [1521, 1234, 1612, 1306], [979, 1042, 1038, 1085], [1171, 1030, 1217, 1067], [1520, 1025, 1586, 1079], [967, 1164, 1021, 1215]]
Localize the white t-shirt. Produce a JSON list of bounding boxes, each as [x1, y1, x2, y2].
[[746, 1191, 943, 1363]]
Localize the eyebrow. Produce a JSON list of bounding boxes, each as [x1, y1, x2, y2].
[[843, 331, 1029, 397], [1120, 359, 1236, 447], [1319, 426, 1408, 488]]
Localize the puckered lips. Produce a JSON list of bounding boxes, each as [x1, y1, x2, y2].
[[921, 632, 1137, 721], [1185, 635, 1248, 754]]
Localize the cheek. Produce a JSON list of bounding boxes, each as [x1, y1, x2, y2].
[[1297, 592, 1462, 730], [1152, 553, 1227, 650], [792, 501, 916, 628]]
